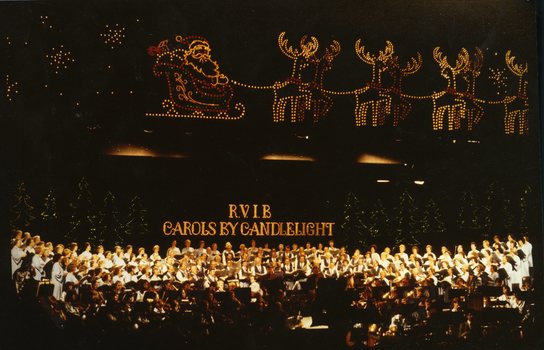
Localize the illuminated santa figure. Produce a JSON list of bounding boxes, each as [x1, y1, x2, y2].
[[147, 35, 242, 118]]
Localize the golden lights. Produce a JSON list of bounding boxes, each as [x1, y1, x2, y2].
[[105, 145, 188, 158], [503, 50, 529, 135], [357, 154, 401, 165], [354, 39, 394, 127], [5, 74, 19, 102], [272, 32, 340, 124], [46, 45, 75, 74], [431, 47, 469, 132], [145, 32, 529, 135], [146, 35, 245, 120], [261, 154, 316, 162], [100, 24, 126, 49], [489, 68, 508, 95]]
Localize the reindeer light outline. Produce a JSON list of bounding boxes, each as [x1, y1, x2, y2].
[[272, 32, 319, 123], [386, 49, 423, 127], [460, 47, 485, 131], [503, 50, 529, 135], [431, 47, 470, 131], [308, 40, 341, 123], [354, 39, 394, 127]]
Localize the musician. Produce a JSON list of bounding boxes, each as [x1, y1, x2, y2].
[[51, 254, 66, 300], [381, 247, 393, 266], [22, 238, 36, 255], [224, 260, 238, 281], [267, 249, 278, 265], [450, 297, 462, 312], [150, 245, 162, 262], [517, 238, 530, 278], [479, 240, 492, 257], [237, 244, 248, 261], [204, 268, 218, 289], [194, 240, 206, 258], [458, 312, 477, 340], [508, 250, 522, 289], [493, 235, 507, 251], [254, 257, 267, 278], [282, 257, 296, 289], [216, 279, 226, 292], [393, 262, 411, 285], [353, 257, 365, 274], [283, 245, 295, 261], [454, 245, 468, 266], [320, 251, 335, 271], [262, 243, 271, 260], [323, 261, 338, 279], [123, 245, 134, 261], [166, 240, 181, 257], [337, 258, 351, 276], [396, 244, 409, 264], [370, 245, 381, 264], [438, 246, 452, 265], [10, 238, 26, 278], [498, 285, 514, 307], [411, 263, 426, 285], [162, 265, 176, 282], [150, 266, 163, 282], [209, 243, 221, 259], [136, 247, 146, 259], [392, 254, 403, 272], [499, 256, 513, 288], [294, 255, 310, 278], [376, 268, 390, 286], [249, 275, 263, 296], [126, 265, 139, 284], [222, 242, 235, 265], [65, 263, 79, 286], [238, 260, 253, 287], [522, 236, 533, 275], [304, 242, 313, 256], [31, 245, 48, 282], [410, 246, 422, 264], [113, 249, 126, 268], [78, 242, 92, 261], [328, 240, 339, 256], [423, 244, 436, 262]]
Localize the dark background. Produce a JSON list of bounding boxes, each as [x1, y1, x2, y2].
[[0, 0, 543, 349], [0, 0, 540, 241]]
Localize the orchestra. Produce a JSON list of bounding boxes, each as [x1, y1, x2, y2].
[[9, 230, 536, 348]]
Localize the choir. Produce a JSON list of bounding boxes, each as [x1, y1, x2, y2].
[[9, 229, 536, 347]]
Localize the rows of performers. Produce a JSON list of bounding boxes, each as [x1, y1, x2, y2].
[[11, 233, 533, 299], [9, 231, 536, 347]]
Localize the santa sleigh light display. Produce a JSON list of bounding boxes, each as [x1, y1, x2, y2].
[[146, 35, 245, 120]]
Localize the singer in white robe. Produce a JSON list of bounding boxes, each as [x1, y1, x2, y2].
[[11, 240, 26, 278], [51, 260, 65, 300]]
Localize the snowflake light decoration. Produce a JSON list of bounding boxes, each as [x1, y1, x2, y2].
[[100, 24, 126, 49], [5, 74, 19, 102], [488, 67, 508, 95], [46, 45, 75, 74]]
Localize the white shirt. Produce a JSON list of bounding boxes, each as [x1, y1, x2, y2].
[[522, 241, 533, 268], [52, 262, 64, 284], [79, 250, 92, 261], [65, 272, 79, 284], [250, 281, 262, 295], [11, 245, 26, 277], [31, 254, 48, 281], [168, 247, 182, 256], [113, 255, 126, 267]]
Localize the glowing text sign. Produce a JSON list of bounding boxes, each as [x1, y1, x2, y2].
[[163, 204, 334, 237]]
